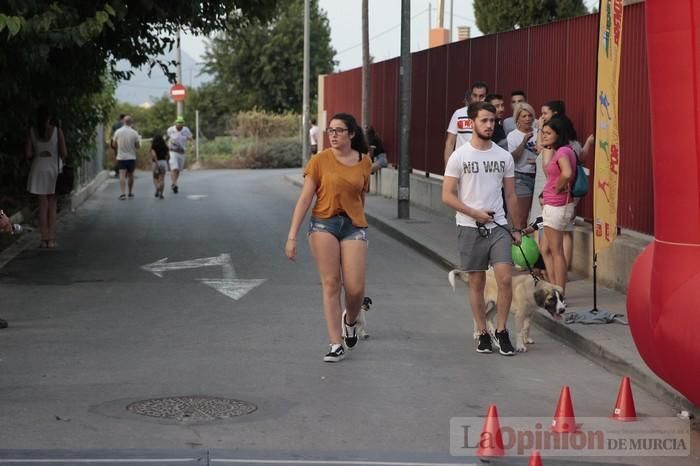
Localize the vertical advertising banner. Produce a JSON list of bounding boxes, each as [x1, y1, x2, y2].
[[593, 0, 624, 253]]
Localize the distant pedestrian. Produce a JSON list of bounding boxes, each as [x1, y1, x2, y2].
[[309, 117, 320, 155], [285, 112, 372, 363], [109, 114, 126, 177], [25, 105, 67, 248], [442, 101, 523, 356], [111, 115, 140, 200], [506, 102, 538, 230], [485, 93, 507, 149], [539, 115, 577, 298], [503, 90, 527, 135], [365, 125, 388, 174], [443, 81, 489, 165], [534, 100, 594, 269], [166, 116, 193, 194], [151, 135, 169, 199]]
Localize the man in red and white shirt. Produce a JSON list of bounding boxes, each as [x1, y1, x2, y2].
[[443, 81, 489, 166]]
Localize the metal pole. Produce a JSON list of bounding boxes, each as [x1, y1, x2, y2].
[[176, 29, 183, 117], [195, 110, 200, 162], [428, 2, 432, 30], [449, 0, 454, 41], [361, 0, 370, 129], [302, 0, 311, 166], [398, 0, 411, 219], [437, 0, 445, 28]]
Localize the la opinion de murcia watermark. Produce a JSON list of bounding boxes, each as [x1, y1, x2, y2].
[[449, 417, 690, 457]]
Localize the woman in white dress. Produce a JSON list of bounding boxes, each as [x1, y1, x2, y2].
[[25, 106, 67, 248]]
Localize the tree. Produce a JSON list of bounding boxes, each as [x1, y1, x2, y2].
[[202, 0, 336, 114], [0, 1, 280, 195], [474, 0, 589, 35]]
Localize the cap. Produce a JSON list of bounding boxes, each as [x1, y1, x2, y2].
[[175, 116, 185, 124]]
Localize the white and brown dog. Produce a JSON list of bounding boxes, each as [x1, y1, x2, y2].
[[448, 269, 566, 352]]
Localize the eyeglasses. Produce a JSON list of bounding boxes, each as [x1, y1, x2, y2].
[[326, 127, 349, 136]]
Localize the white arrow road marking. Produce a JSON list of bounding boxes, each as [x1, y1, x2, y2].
[[186, 194, 209, 200], [198, 278, 266, 301], [142, 253, 233, 278]]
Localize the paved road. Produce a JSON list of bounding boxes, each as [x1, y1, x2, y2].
[[0, 170, 696, 465]]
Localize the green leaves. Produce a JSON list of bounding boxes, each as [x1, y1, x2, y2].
[[0, 0, 285, 195], [474, 0, 589, 34], [0, 14, 25, 37], [203, 0, 335, 114]]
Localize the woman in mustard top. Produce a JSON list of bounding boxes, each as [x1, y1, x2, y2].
[[285, 113, 372, 362]]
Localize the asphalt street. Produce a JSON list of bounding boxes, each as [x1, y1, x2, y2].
[[0, 169, 696, 466]]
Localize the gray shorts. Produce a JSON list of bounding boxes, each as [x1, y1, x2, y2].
[[514, 172, 536, 198], [457, 225, 512, 271]]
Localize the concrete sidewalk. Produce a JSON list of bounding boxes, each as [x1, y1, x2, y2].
[[284, 172, 697, 416]]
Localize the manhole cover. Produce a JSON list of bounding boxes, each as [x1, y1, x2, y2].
[[126, 396, 257, 422]]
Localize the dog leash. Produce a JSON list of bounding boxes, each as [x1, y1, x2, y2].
[[475, 220, 541, 283]]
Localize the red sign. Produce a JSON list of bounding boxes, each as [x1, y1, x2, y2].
[[170, 84, 187, 102]]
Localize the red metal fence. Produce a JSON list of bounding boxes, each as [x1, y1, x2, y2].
[[322, 3, 653, 235]]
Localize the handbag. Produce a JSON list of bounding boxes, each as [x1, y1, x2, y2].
[[55, 142, 74, 195], [571, 155, 589, 198]]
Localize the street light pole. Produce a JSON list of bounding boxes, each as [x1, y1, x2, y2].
[[361, 0, 370, 129], [302, 0, 311, 167], [176, 29, 184, 117], [398, 0, 411, 219]]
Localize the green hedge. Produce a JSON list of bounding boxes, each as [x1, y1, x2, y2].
[[196, 136, 301, 169], [233, 110, 300, 139]]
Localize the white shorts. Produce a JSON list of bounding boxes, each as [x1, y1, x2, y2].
[[169, 152, 185, 170], [542, 203, 576, 231]]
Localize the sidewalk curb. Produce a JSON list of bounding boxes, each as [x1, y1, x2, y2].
[[71, 170, 109, 212], [283, 173, 697, 416]]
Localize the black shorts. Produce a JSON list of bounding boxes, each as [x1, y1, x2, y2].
[[117, 160, 136, 173]]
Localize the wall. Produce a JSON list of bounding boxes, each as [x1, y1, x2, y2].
[[324, 3, 653, 235]]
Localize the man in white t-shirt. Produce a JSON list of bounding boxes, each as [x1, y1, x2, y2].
[[442, 101, 525, 356], [166, 116, 193, 194], [111, 115, 140, 200], [503, 90, 527, 135], [443, 81, 489, 166], [309, 118, 320, 154]]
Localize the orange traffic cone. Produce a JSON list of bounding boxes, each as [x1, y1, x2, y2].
[[527, 450, 543, 466], [611, 376, 637, 421], [476, 404, 505, 457], [551, 385, 578, 433]]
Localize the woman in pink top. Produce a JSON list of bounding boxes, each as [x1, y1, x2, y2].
[[539, 116, 577, 296]]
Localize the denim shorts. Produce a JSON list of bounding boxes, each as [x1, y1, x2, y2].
[[309, 215, 368, 241], [514, 171, 536, 197]]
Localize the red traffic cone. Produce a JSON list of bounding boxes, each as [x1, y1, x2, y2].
[[611, 376, 637, 421], [476, 404, 505, 457], [527, 450, 543, 466], [551, 385, 578, 433]]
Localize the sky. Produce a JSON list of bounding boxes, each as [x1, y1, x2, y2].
[[122, 0, 600, 104], [180, 0, 600, 71]]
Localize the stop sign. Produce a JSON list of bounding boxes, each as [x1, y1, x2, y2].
[[170, 83, 187, 102]]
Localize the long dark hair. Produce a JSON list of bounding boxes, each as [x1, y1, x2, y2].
[[34, 105, 50, 134], [151, 134, 167, 152], [330, 113, 368, 160], [542, 115, 573, 150], [543, 101, 578, 142]]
